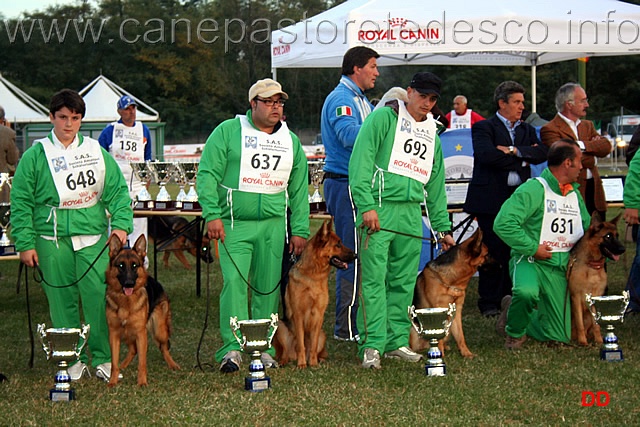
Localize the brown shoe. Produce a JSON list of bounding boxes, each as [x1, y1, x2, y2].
[[505, 334, 527, 350], [495, 295, 512, 337]]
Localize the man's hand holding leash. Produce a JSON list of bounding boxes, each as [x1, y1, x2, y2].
[[206, 219, 225, 243]]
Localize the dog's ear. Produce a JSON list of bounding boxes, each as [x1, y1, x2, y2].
[[108, 234, 123, 259], [590, 211, 603, 227], [134, 234, 147, 259], [468, 228, 483, 256]]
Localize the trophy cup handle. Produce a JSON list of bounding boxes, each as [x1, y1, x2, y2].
[[408, 305, 422, 334], [76, 324, 91, 357], [585, 293, 600, 322], [37, 324, 50, 357], [443, 303, 457, 336], [230, 317, 246, 347], [267, 313, 279, 346]]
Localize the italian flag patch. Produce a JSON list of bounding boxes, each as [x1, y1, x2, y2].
[[336, 106, 352, 117]]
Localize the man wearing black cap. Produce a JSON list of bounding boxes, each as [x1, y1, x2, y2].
[[99, 95, 153, 263], [349, 72, 455, 369], [463, 81, 547, 318]]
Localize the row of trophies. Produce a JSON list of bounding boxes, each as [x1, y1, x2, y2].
[[38, 291, 630, 400], [130, 161, 200, 211]]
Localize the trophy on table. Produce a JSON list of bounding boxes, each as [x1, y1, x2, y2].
[[409, 304, 456, 376], [180, 162, 200, 211], [130, 162, 154, 210], [0, 173, 15, 255], [148, 162, 177, 210], [586, 291, 630, 361], [37, 323, 90, 401], [173, 165, 188, 209], [230, 314, 279, 392], [308, 161, 325, 214]]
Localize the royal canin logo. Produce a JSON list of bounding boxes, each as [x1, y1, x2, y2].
[[387, 18, 408, 28], [410, 158, 418, 164], [260, 173, 270, 178], [558, 236, 566, 242], [79, 191, 88, 197]]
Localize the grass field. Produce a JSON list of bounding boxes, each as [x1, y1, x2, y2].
[[1, 209, 640, 425]]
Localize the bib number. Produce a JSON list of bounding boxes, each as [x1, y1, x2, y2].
[[550, 218, 574, 234], [251, 153, 281, 171], [403, 138, 428, 160], [119, 140, 138, 152], [66, 170, 96, 191]]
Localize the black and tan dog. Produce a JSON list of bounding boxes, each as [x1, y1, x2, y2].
[[106, 234, 180, 387], [149, 216, 214, 269], [567, 212, 625, 346], [409, 228, 491, 359], [274, 219, 356, 368]]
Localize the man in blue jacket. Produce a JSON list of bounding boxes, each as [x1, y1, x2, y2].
[[320, 46, 379, 342]]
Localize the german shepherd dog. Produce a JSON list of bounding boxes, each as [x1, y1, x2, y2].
[[106, 234, 180, 386], [274, 219, 356, 368], [148, 216, 214, 269], [409, 229, 490, 358], [567, 212, 625, 346]]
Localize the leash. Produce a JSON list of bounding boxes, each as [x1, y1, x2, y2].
[[195, 244, 215, 372], [15, 262, 35, 369], [32, 242, 109, 289]]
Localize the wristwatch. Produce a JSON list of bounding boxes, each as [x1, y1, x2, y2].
[[509, 145, 515, 154]]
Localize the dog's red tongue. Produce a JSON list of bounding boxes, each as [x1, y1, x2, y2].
[[124, 287, 134, 296], [612, 254, 620, 262]]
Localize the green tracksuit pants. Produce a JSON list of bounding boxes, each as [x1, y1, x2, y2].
[[36, 234, 111, 367], [505, 255, 571, 343], [215, 217, 285, 362], [356, 202, 423, 358]]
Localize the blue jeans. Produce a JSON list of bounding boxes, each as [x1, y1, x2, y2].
[[625, 225, 640, 312], [324, 177, 359, 340]]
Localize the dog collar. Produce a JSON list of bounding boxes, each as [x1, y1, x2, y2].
[[588, 258, 605, 270]]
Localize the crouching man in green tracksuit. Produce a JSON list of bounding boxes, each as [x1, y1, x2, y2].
[[349, 72, 454, 369], [495, 139, 590, 349]]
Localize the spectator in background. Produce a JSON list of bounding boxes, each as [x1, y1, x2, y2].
[[98, 95, 152, 259], [540, 83, 611, 220], [0, 106, 19, 193], [464, 81, 548, 318], [321, 46, 379, 342], [446, 95, 485, 129]]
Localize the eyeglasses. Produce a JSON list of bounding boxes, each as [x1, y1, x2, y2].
[[255, 98, 286, 107]]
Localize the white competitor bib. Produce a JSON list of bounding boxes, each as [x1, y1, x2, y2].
[[38, 135, 106, 209], [449, 109, 472, 129], [111, 121, 146, 198], [237, 115, 293, 194], [537, 177, 584, 252], [387, 102, 436, 184]]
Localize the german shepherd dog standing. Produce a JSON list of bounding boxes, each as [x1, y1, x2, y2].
[[409, 229, 491, 358], [274, 219, 356, 368], [148, 216, 214, 269], [567, 212, 625, 346], [106, 234, 180, 386]]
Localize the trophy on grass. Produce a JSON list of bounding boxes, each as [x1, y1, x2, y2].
[[230, 314, 278, 392], [148, 162, 177, 210], [308, 161, 325, 214], [409, 304, 456, 376], [586, 291, 630, 361], [37, 323, 90, 401], [0, 173, 15, 255], [130, 162, 154, 210], [180, 162, 200, 211]]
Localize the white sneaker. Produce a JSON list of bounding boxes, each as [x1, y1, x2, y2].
[[261, 353, 279, 369], [95, 363, 123, 382], [220, 350, 242, 373], [68, 361, 90, 381], [361, 348, 381, 369], [384, 346, 423, 362]]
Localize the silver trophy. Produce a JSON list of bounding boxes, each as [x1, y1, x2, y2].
[[409, 304, 456, 376], [586, 291, 630, 361], [180, 162, 200, 210], [173, 164, 188, 209], [308, 161, 324, 203], [230, 314, 279, 392], [37, 323, 90, 401], [148, 162, 177, 210], [130, 162, 154, 209], [0, 174, 15, 255]]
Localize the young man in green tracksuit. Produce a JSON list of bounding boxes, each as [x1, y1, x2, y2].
[[495, 140, 590, 349], [11, 89, 133, 381], [197, 79, 309, 373], [349, 72, 454, 369]]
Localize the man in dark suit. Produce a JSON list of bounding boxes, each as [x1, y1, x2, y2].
[[464, 81, 548, 317], [540, 83, 612, 220]]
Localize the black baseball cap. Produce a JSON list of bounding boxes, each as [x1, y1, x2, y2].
[[409, 72, 442, 96]]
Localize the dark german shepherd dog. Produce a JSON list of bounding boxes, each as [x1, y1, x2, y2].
[[106, 234, 180, 387], [274, 219, 356, 368], [409, 228, 491, 359], [567, 212, 626, 346], [148, 216, 214, 269]]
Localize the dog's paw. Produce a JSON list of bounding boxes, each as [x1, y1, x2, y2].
[[460, 350, 476, 359]]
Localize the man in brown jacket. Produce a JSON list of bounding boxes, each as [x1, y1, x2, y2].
[[540, 83, 612, 219], [0, 106, 19, 203]]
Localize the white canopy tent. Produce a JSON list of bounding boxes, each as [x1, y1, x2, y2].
[[79, 75, 160, 122], [271, 0, 640, 110], [0, 74, 48, 123]]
